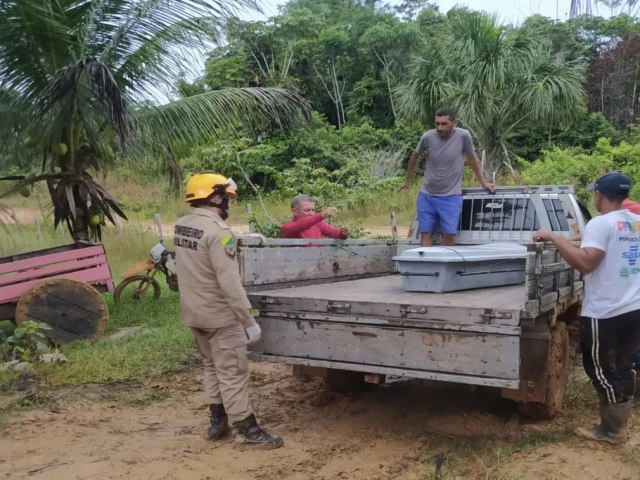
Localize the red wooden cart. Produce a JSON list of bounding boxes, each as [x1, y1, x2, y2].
[[0, 242, 113, 344]]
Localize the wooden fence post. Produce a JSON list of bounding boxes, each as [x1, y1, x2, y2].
[[35, 217, 41, 243], [246, 203, 254, 233], [390, 211, 398, 241]]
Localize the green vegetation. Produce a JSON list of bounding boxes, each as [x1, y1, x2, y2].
[[1, 222, 193, 392], [0, 321, 50, 362], [118, 3, 640, 218], [520, 139, 640, 203], [2, 1, 640, 232], [396, 11, 585, 175], [170, 0, 640, 192], [42, 289, 193, 386], [0, 0, 309, 242]]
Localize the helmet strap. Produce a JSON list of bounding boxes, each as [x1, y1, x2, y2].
[[205, 194, 230, 220]]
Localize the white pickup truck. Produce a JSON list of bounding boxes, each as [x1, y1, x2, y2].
[[237, 186, 591, 419]]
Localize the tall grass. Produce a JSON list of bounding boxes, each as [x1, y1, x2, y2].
[[1, 216, 162, 279], [2, 165, 519, 241]]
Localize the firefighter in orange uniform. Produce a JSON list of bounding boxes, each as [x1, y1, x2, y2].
[[174, 172, 282, 448]]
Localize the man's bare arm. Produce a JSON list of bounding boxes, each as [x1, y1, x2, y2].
[[533, 231, 605, 274], [397, 151, 421, 192]]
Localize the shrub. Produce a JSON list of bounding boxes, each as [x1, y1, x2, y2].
[[0, 321, 51, 362], [519, 138, 640, 203]]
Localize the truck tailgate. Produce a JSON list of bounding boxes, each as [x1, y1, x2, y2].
[[248, 274, 524, 388]]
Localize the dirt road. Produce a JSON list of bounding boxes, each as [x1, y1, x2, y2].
[[1, 363, 639, 480]]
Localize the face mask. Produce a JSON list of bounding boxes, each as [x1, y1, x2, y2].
[[207, 194, 230, 220]]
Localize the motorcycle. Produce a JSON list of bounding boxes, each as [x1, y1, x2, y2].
[[113, 214, 178, 305]]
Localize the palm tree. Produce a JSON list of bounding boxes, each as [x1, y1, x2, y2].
[[0, 0, 310, 241], [395, 11, 585, 177]]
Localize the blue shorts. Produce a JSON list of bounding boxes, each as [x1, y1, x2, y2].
[[417, 192, 462, 235]]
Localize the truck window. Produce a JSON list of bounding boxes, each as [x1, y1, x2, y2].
[[459, 197, 540, 232], [577, 200, 592, 222], [542, 198, 570, 231]]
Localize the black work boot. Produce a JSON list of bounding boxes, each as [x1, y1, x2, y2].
[[575, 400, 632, 445], [634, 376, 640, 407], [207, 404, 229, 440], [233, 414, 283, 449]]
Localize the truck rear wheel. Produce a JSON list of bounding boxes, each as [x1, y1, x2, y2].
[[518, 322, 570, 419], [323, 368, 383, 393]]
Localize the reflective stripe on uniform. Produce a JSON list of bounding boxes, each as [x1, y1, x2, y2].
[[590, 317, 616, 404]]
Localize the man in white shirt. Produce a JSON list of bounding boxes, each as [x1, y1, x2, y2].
[[534, 171, 640, 444]]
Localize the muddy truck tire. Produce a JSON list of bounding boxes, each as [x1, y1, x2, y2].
[[503, 322, 570, 420]]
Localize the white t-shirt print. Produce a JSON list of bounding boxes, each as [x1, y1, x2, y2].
[[581, 209, 640, 319]]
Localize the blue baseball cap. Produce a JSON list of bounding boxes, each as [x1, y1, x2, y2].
[[587, 171, 632, 200]]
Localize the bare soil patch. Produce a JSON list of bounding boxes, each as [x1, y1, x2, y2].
[[1, 363, 638, 480]]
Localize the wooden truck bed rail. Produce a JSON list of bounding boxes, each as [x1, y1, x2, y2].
[[238, 237, 395, 291]]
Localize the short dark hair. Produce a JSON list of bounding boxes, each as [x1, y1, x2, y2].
[[435, 107, 457, 121], [291, 194, 314, 209]]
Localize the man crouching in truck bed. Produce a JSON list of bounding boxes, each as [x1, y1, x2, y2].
[[281, 194, 349, 381], [281, 194, 349, 240]]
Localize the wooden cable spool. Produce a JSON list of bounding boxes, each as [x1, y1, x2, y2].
[[14, 278, 108, 345]]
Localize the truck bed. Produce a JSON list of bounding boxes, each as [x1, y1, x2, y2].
[[249, 274, 525, 327], [252, 274, 525, 310]]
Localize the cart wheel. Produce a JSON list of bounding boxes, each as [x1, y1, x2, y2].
[[15, 278, 108, 345], [323, 368, 382, 393], [518, 322, 570, 419], [113, 275, 161, 305]]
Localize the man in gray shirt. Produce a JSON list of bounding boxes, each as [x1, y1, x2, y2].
[[399, 107, 495, 246]]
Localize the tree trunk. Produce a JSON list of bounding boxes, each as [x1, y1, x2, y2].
[[314, 58, 346, 128], [72, 214, 90, 241], [376, 52, 397, 123]]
